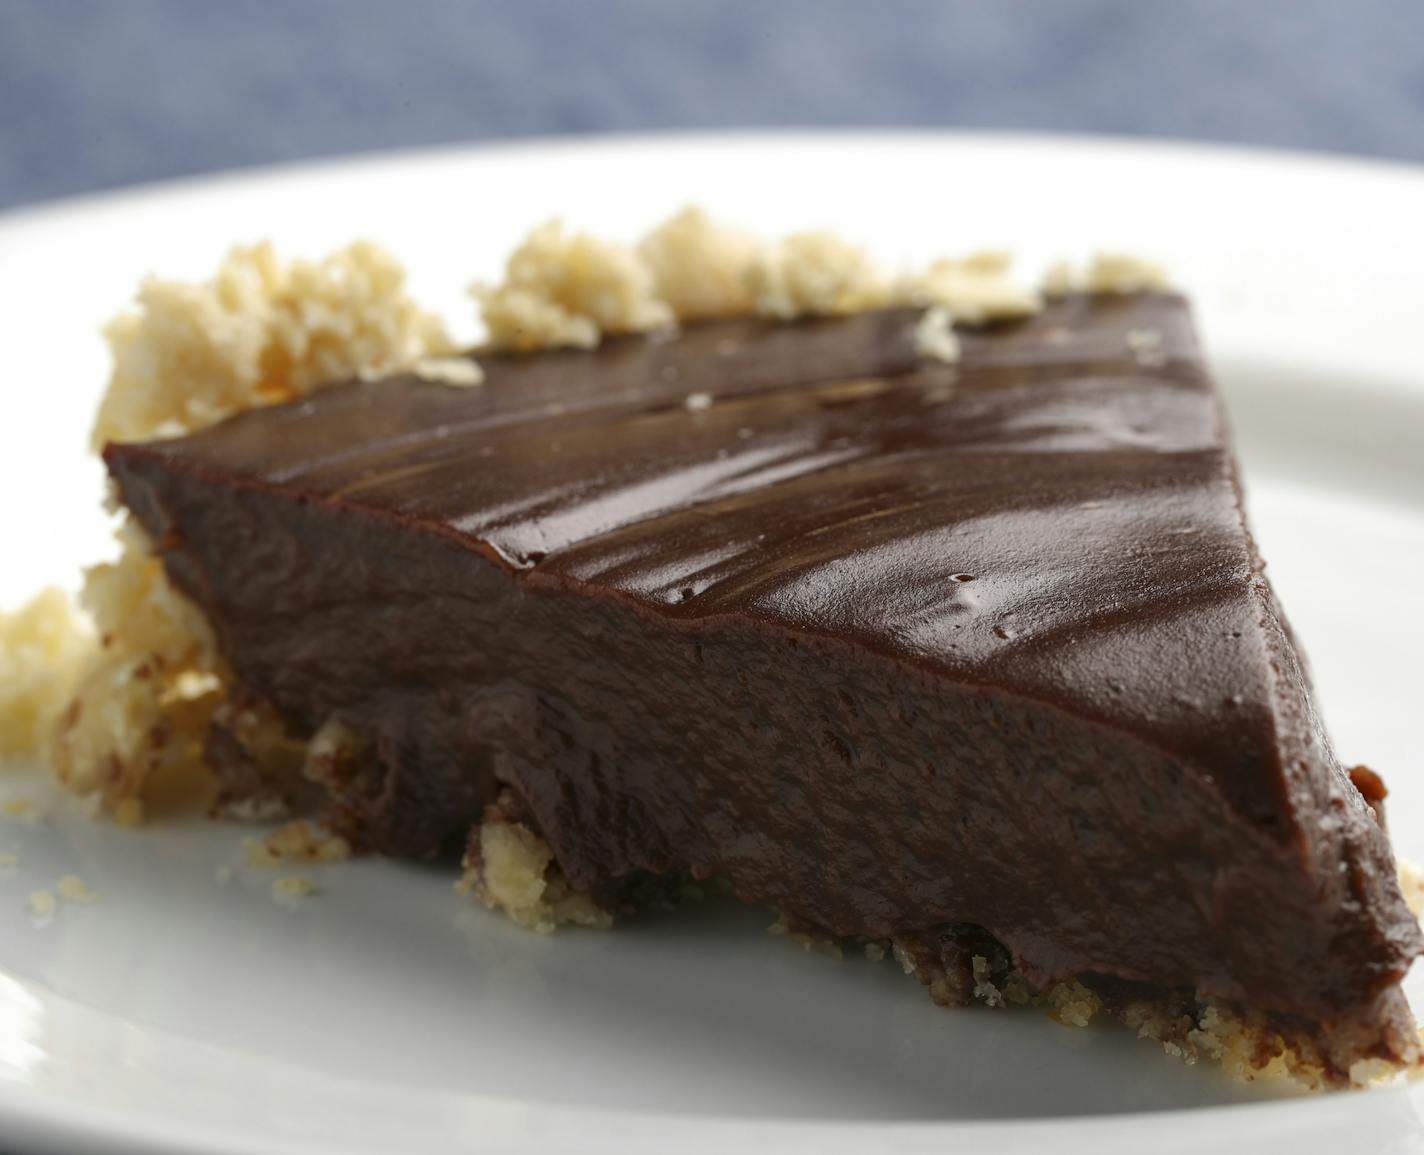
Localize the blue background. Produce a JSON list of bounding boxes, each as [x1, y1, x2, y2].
[[3, 0, 1424, 211]]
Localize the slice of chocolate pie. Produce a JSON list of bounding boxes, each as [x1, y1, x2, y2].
[[102, 288, 1422, 1085]]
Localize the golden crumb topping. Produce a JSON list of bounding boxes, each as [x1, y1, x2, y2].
[[747, 231, 891, 320], [1044, 252, 1171, 296], [475, 219, 674, 351], [637, 206, 760, 320], [901, 250, 1043, 324], [91, 240, 453, 447]]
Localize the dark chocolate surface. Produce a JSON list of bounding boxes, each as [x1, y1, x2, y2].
[[106, 294, 1423, 1067]]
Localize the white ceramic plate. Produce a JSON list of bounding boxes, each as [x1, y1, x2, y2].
[[2, 132, 1424, 1155]]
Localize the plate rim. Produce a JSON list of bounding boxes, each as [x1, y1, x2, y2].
[[8, 126, 1424, 233], [5, 128, 1424, 1155]]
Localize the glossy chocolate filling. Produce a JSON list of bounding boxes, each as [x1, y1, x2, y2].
[[106, 294, 1422, 1073]]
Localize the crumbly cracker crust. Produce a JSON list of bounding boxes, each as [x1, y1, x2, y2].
[[1043, 252, 1171, 297], [476, 206, 1053, 347], [747, 231, 892, 320], [92, 241, 453, 447], [48, 521, 223, 808], [637, 206, 760, 321], [456, 814, 1421, 1089], [0, 588, 93, 762], [12, 240, 454, 811], [899, 250, 1043, 324], [458, 806, 612, 934], [474, 219, 674, 351]]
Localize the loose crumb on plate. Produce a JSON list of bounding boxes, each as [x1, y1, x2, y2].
[[56, 874, 98, 904], [1, 798, 40, 825], [271, 876, 316, 904], [28, 890, 56, 919], [243, 819, 352, 868], [113, 797, 145, 827]]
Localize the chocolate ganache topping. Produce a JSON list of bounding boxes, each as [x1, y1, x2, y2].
[[105, 292, 1423, 1072]]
